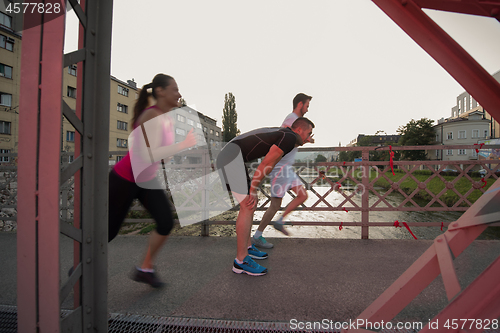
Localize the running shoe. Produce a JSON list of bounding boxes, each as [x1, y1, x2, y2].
[[248, 244, 268, 259], [252, 235, 274, 249], [132, 267, 165, 288], [232, 256, 268, 276], [272, 217, 290, 236]]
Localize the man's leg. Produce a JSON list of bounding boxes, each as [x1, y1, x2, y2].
[[256, 197, 283, 232], [272, 185, 308, 236], [281, 185, 308, 219], [232, 192, 255, 262]]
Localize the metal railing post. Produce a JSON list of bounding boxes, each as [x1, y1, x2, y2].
[[201, 149, 210, 236], [361, 149, 370, 239]]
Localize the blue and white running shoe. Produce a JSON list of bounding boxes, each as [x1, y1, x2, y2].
[[248, 244, 268, 260], [232, 255, 268, 276]]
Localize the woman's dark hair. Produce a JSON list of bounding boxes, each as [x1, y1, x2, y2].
[[132, 74, 174, 125]]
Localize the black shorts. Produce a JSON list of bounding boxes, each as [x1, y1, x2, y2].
[[216, 142, 251, 195]]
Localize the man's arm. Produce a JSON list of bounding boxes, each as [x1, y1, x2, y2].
[[249, 144, 284, 195]]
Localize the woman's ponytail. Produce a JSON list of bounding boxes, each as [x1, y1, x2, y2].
[[131, 74, 174, 125]]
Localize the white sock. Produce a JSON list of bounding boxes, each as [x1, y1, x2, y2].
[[137, 266, 155, 273], [254, 230, 263, 238], [235, 258, 243, 264]]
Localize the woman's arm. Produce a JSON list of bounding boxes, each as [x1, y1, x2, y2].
[[134, 108, 196, 163]]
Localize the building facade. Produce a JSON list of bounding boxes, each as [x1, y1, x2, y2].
[[347, 134, 400, 147], [431, 110, 490, 162], [450, 70, 500, 139], [0, 5, 21, 163], [109, 76, 139, 162], [169, 105, 222, 164]]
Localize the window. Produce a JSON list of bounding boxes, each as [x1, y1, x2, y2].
[[464, 97, 467, 111], [0, 12, 12, 29], [117, 120, 128, 131], [0, 35, 14, 51], [0, 63, 12, 79], [484, 130, 489, 138], [67, 86, 77, 98], [116, 155, 124, 162], [210, 129, 214, 135], [117, 103, 128, 113], [175, 128, 186, 136], [196, 123, 202, 129], [458, 100, 461, 114], [187, 119, 194, 126], [446, 132, 453, 140], [0, 121, 11, 134], [216, 131, 219, 137], [435, 134, 439, 142], [446, 149, 453, 156], [177, 114, 185, 122], [0, 92, 12, 106], [68, 65, 77, 76], [435, 150, 439, 157], [458, 130, 466, 139], [66, 131, 75, 142], [470, 96, 473, 109], [458, 149, 466, 155], [203, 126, 207, 132], [472, 149, 478, 157], [0, 149, 10, 162], [472, 129, 479, 138], [118, 85, 129, 96], [116, 138, 127, 147]]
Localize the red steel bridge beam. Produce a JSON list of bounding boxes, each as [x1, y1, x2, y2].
[[372, 0, 500, 123], [343, 1, 500, 330]]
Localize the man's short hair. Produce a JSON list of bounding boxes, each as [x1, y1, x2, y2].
[[293, 93, 312, 109], [291, 117, 315, 131]]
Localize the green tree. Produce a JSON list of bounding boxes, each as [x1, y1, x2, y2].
[[315, 154, 327, 163], [222, 92, 240, 142], [178, 98, 187, 107], [397, 118, 435, 160]]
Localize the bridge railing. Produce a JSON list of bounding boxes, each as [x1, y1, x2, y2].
[[3, 145, 500, 238]]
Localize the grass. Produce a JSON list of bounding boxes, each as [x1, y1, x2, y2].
[[369, 169, 495, 207], [323, 167, 495, 207]]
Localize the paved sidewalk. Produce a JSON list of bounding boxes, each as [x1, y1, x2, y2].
[[1, 233, 499, 325]]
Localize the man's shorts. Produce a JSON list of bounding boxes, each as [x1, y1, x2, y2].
[[216, 142, 251, 195], [269, 164, 302, 198]]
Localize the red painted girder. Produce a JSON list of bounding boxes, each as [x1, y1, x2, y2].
[[414, 0, 500, 21], [372, 0, 500, 123], [37, 2, 66, 331], [419, 256, 500, 333], [344, 178, 500, 329], [17, 10, 43, 333]]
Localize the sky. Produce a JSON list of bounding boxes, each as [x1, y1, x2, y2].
[[64, 0, 500, 147]]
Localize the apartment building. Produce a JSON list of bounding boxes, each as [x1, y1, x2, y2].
[[109, 76, 138, 162], [0, 6, 21, 163], [450, 70, 500, 138], [169, 105, 222, 164], [431, 111, 490, 161]]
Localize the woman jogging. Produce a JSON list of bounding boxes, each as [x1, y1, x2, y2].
[[108, 74, 196, 288]]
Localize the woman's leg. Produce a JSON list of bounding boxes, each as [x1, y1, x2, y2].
[[137, 188, 174, 269], [108, 171, 136, 242]]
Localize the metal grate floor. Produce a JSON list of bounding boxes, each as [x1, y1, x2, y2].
[[108, 313, 344, 333], [10, 305, 500, 333]]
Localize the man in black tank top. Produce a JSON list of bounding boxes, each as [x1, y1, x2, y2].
[[216, 117, 315, 276]]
